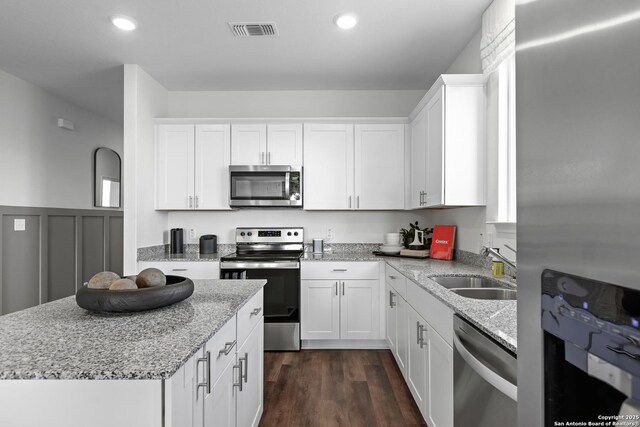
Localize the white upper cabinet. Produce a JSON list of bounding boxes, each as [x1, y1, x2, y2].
[[354, 124, 405, 210], [231, 124, 302, 166], [156, 124, 230, 210], [303, 124, 354, 210], [267, 124, 303, 165], [231, 124, 266, 165], [409, 75, 486, 208], [304, 123, 404, 210]]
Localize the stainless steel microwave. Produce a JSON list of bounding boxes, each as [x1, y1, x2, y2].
[[229, 165, 302, 207]]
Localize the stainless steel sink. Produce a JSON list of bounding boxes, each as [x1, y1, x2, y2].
[[431, 276, 509, 289], [450, 288, 517, 300]]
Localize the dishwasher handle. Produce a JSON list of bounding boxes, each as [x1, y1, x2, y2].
[[453, 332, 517, 402]]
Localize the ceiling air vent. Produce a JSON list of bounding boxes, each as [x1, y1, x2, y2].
[[229, 22, 279, 37]]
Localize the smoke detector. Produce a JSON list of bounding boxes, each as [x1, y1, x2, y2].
[[229, 22, 279, 37]]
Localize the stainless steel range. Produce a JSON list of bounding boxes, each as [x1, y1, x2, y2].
[[220, 227, 303, 351]]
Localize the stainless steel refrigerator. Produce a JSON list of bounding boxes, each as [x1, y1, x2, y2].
[[517, 1, 640, 425]]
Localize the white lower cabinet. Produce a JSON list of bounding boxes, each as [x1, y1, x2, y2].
[[300, 262, 382, 341], [407, 305, 429, 418], [168, 290, 264, 427], [137, 261, 220, 280], [385, 264, 454, 427], [427, 327, 454, 427]]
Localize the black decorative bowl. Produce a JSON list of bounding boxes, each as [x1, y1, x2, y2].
[[76, 275, 194, 313]]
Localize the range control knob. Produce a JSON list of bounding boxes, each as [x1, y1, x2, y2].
[[247, 232, 253, 236], [287, 232, 292, 236], [294, 231, 299, 236], [240, 232, 245, 237]]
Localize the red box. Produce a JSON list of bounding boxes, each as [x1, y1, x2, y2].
[[430, 225, 456, 260]]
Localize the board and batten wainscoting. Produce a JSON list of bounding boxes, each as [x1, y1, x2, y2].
[[0, 206, 123, 315]]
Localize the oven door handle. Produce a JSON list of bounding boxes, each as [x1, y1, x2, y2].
[[220, 261, 300, 269], [453, 331, 517, 402]]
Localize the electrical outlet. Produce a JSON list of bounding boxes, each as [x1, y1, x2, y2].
[[189, 229, 196, 241], [14, 218, 26, 231], [486, 232, 494, 248], [326, 228, 333, 242]]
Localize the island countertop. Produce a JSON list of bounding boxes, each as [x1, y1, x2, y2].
[[0, 279, 265, 380]]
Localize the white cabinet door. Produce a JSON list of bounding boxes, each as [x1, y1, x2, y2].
[[410, 106, 427, 209], [166, 351, 199, 427], [231, 124, 267, 165], [157, 124, 195, 209], [354, 124, 405, 210], [395, 294, 409, 376], [406, 305, 429, 418], [303, 124, 354, 210], [301, 280, 340, 339], [204, 359, 236, 427], [236, 318, 264, 427], [385, 282, 397, 354], [425, 87, 444, 207], [428, 330, 454, 427], [267, 124, 303, 166], [340, 279, 380, 340], [195, 124, 230, 210]]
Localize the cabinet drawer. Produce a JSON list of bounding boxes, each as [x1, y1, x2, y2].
[[301, 262, 379, 280], [137, 261, 219, 280], [385, 265, 407, 299], [237, 289, 264, 348], [203, 315, 237, 386], [406, 279, 454, 346]]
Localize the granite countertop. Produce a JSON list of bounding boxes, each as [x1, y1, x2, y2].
[[0, 280, 265, 380], [301, 251, 517, 353], [139, 253, 228, 262]]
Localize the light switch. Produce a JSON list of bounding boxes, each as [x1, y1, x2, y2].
[[14, 218, 26, 231]]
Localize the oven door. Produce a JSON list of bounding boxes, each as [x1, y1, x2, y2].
[[220, 261, 300, 351], [229, 166, 302, 207]]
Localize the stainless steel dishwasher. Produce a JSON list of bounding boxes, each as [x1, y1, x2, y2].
[[453, 315, 517, 427]]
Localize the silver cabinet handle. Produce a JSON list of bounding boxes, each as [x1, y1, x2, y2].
[[341, 281, 345, 296], [233, 363, 243, 391], [348, 195, 352, 209], [389, 291, 396, 308], [172, 268, 188, 271], [417, 323, 426, 348], [357, 196, 360, 209], [197, 351, 211, 394], [219, 340, 237, 356], [250, 307, 262, 316], [332, 269, 348, 272], [335, 281, 338, 296], [261, 152, 265, 164], [268, 152, 271, 165], [195, 195, 199, 208], [188, 196, 193, 208], [389, 275, 397, 280], [239, 352, 248, 384]]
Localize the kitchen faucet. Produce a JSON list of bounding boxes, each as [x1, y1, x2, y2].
[[480, 245, 517, 274]]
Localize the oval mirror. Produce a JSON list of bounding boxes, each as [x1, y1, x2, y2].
[[94, 147, 121, 208]]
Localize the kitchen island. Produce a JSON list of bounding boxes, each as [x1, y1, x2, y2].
[[0, 279, 265, 427]]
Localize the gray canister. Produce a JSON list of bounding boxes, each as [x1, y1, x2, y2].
[[312, 238, 324, 254], [199, 235, 218, 254]]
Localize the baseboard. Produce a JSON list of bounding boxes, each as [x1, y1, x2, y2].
[[301, 339, 389, 350]]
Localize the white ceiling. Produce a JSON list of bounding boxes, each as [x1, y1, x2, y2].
[[0, 0, 490, 123]]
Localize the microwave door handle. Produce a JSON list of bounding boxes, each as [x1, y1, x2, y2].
[[285, 172, 290, 202]]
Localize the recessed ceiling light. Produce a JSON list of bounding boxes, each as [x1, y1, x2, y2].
[[334, 13, 358, 30], [111, 15, 137, 31]]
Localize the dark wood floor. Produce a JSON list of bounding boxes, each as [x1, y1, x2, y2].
[[259, 349, 426, 427]]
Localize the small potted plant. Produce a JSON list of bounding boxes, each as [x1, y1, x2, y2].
[[400, 221, 433, 249]]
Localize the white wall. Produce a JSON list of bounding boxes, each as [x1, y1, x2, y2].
[[123, 65, 169, 273], [168, 90, 426, 118], [168, 210, 430, 245], [445, 30, 482, 74], [0, 68, 122, 209]]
